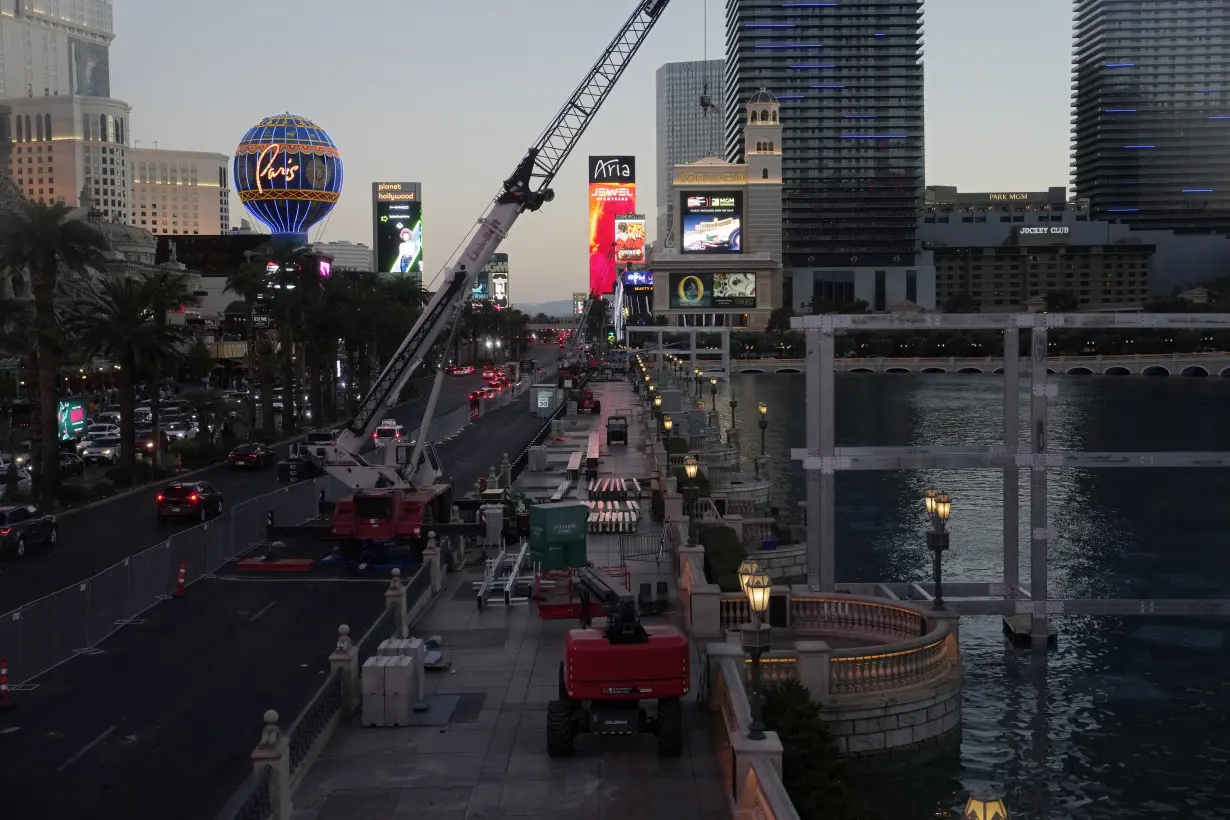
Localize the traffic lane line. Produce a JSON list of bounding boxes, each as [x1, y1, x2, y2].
[[0, 578, 385, 820], [56, 724, 117, 772], [0, 378, 483, 612]]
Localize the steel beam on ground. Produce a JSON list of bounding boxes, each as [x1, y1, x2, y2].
[[794, 448, 1230, 471], [791, 312, 1230, 332]]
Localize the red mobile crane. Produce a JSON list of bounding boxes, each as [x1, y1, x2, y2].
[[321, 0, 674, 551]]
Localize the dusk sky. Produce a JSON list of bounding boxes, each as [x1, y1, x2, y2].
[[114, 0, 1072, 303]]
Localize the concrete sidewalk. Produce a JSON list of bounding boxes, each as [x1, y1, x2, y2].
[[292, 377, 726, 820]]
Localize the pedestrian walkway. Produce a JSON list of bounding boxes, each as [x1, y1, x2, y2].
[[292, 377, 727, 820]]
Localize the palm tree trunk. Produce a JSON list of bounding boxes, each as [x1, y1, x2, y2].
[[118, 354, 136, 472], [33, 318, 59, 508], [279, 327, 295, 434], [258, 334, 275, 440], [244, 300, 257, 431]]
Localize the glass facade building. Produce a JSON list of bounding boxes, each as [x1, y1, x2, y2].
[[723, 0, 925, 267], [655, 59, 727, 210], [1072, 0, 1230, 233]]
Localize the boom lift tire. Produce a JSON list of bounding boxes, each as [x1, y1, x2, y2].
[[656, 697, 683, 757], [591, 400, 601, 415], [558, 661, 568, 701], [547, 699, 576, 757]]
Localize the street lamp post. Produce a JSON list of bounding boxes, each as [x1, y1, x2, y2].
[[729, 393, 738, 427], [694, 368, 702, 395], [923, 489, 952, 610], [964, 789, 1009, 820], [653, 394, 663, 439], [662, 415, 673, 443], [709, 377, 718, 412], [758, 402, 768, 455], [741, 567, 772, 740], [683, 455, 700, 545]]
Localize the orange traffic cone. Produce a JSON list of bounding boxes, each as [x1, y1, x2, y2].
[[0, 657, 14, 710], [174, 562, 187, 598]]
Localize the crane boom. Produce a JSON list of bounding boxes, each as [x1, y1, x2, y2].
[[326, 0, 672, 489]]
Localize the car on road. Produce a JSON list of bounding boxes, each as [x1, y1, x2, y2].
[[27, 451, 85, 478], [76, 423, 120, 454], [0, 466, 32, 501], [156, 481, 224, 524], [163, 420, 198, 441], [373, 419, 405, 447], [228, 443, 276, 468], [304, 429, 339, 447], [80, 436, 121, 466], [0, 504, 57, 557], [451, 365, 475, 376]]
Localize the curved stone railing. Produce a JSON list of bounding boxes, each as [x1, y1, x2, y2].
[[718, 591, 926, 641], [827, 624, 951, 695]]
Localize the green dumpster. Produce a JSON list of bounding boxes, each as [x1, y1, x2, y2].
[[529, 502, 589, 570]]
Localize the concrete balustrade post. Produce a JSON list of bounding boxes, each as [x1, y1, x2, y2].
[[664, 491, 684, 523], [329, 625, 361, 716], [422, 533, 443, 594], [724, 514, 744, 543], [925, 608, 962, 661], [251, 710, 292, 820], [499, 453, 512, 489], [385, 568, 409, 639], [689, 583, 724, 639], [794, 640, 834, 705]]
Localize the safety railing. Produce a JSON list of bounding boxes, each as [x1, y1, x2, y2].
[[827, 627, 952, 696], [0, 477, 327, 685], [286, 669, 344, 775], [214, 764, 271, 820]]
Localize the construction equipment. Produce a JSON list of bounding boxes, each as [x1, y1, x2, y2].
[[576, 388, 601, 415], [313, 0, 673, 552], [540, 565, 689, 757], [606, 415, 628, 445]]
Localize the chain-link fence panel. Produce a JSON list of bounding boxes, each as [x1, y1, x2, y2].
[[15, 588, 79, 682], [0, 608, 23, 683], [86, 558, 133, 647], [205, 509, 233, 573], [168, 522, 211, 591], [230, 497, 268, 560], [130, 540, 173, 616]]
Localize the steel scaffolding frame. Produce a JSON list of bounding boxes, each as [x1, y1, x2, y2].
[[789, 312, 1230, 648]]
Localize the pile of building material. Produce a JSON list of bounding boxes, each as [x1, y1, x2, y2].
[[583, 499, 640, 533], [586, 477, 641, 500], [361, 638, 426, 727]]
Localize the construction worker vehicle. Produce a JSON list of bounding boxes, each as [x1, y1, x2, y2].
[[539, 565, 689, 757]]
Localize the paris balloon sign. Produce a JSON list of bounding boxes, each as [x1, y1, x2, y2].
[[233, 113, 344, 238]]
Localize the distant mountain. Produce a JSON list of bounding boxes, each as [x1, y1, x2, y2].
[[516, 300, 574, 316]]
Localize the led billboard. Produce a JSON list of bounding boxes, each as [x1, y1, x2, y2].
[[623, 270, 653, 291], [614, 213, 646, 264], [375, 201, 423, 276], [668, 273, 756, 309], [680, 191, 743, 254], [491, 271, 509, 308], [588, 156, 636, 295]]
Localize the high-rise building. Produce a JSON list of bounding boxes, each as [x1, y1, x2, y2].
[[656, 60, 726, 243], [1072, 0, 1230, 233], [0, 1, 114, 99], [3, 95, 131, 221], [724, 0, 928, 311], [130, 148, 231, 236]]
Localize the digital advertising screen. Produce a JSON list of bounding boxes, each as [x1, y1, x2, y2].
[[680, 191, 743, 254], [614, 213, 646, 264], [491, 272, 509, 308], [588, 155, 636, 295], [375, 201, 423, 276], [623, 270, 653, 291], [668, 273, 756, 309], [470, 272, 489, 302], [58, 399, 87, 441]]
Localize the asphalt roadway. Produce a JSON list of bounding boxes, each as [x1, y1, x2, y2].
[[0, 371, 493, 614], [0, 577, 387, 820], [0, 361, 559, 820]]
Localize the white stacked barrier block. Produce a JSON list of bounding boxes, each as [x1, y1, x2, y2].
[[361, 656, 389, 727], [384, 656, 415, 726], [401, 638, 426, 704]]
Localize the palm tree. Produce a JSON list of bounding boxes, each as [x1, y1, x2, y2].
[[65, 276, 191, 472], [224, 260, 272, 435], [0, 201, 108, 507], [145, 271, 198, 464]]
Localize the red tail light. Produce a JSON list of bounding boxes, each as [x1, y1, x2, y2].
[[0, 528, 10, 535], [395, 433, 401, 439], [372, 432, 378, 439], [156, 494, 163, 502], [189, 494, 199, 503]]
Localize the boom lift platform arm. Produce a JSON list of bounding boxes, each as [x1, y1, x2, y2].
[[322, 0, 673, 492]]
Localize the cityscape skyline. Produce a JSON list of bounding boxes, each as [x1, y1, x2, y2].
[[112, 0, 1070, 300]]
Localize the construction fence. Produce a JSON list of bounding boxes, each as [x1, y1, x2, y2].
[[0, 477, 327, 687]]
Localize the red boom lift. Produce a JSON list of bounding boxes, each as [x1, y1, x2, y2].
[[539, 566, 690, 757]]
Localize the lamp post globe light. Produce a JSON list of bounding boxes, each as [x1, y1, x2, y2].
[[963, 789, 1009, 820], [758, 402, 768, 455], [683, 455, 700, 545], [924, 488, 952, 610], [740, 567, 773, 741], [662, 415, 673, 438], [737, 557, 760, 598]]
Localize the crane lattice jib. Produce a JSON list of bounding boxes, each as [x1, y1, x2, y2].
[[525, 0, 670, 196], [337, 0, 670, 446]]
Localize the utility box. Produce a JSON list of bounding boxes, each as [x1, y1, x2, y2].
[[529, 501, 588, 570]]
